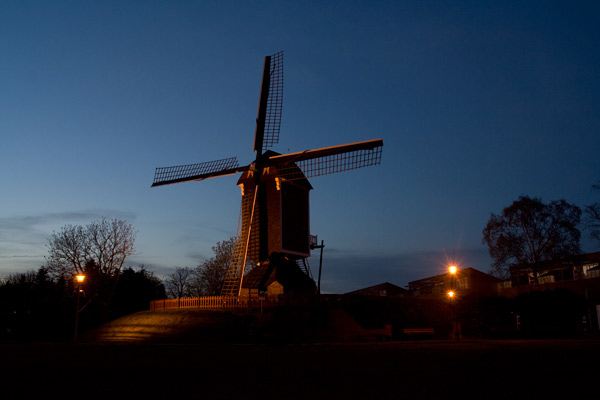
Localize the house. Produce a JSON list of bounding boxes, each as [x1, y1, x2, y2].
[[408, 267, 501, 298], [502, 252, 600, 289], [497, 252, 600, 332], [498, 252, 600, 302]]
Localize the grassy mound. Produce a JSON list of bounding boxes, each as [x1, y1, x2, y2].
[[82, 304, 368, 344]]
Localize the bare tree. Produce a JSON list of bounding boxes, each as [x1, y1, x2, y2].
[[164, 267, 194, 299], [162, 238, 235, 298], [87, 218, 136, 277], [482, 196, 581, 281], [46, 224, 90, 277], [194, 237, 235, 296], [45, 218, 136, 316], [46, 218, 136, 279]]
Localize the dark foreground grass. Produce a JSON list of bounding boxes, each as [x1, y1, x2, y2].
[[1, 339, 599, 399]]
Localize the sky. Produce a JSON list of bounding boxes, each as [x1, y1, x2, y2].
[[1, 1, 599, 293]]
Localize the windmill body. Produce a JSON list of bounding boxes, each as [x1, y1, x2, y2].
[[236, 151, 313, 264], [152, 51, 383, 297]]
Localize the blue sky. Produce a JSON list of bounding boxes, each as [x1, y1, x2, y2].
[[1, 1, 599, 293]]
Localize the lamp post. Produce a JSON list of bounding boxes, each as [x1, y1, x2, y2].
[[74, 274, 86, 343], [448, 265, 460, 342], [310, 238, 325, 295]]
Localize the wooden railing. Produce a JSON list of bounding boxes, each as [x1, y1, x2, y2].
[[150, 295, 280, 311]]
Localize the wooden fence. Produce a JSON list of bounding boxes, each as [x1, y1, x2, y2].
[[149, 295, 280, 311]]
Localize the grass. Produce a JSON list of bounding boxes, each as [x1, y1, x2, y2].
[[2, 339, 599, 399], [2, 309, 599, 399]]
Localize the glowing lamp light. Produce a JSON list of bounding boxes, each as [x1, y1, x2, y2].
[[448, 291, 455, 298], [76, 274, 86, 283], [448, 265, 458, 275]]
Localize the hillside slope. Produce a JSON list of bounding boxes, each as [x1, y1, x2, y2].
[[83, 306, 365, 343]]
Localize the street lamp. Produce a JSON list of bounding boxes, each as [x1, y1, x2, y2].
[[447, 265, 460, 342], [74, 274, 86, 343], [447, 265, 458, 293], [447, 289, 460, 342]]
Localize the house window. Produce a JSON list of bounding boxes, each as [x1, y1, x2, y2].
[[456, 278, 470, 290], [583, 263, 599, 276]]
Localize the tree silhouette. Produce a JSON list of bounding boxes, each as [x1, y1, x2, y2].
[[194, 237, 235, 296], [45, 218, 137, 319], [482, 196, 581, 280], [46, 218, 136, 279], [111, 266, 165, 317], [164, 267, 194, 299], [0, 268, 72, 340], [0, 265, 166, 340]]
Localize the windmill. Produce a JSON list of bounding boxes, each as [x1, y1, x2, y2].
[[152, 51, 383, 297]]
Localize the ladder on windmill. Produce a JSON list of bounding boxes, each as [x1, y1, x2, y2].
[[221, 186, 258, 296]]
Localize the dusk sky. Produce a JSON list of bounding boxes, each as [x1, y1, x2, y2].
[[2, 1, 599, 293]]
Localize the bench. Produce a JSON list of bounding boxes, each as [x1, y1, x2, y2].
[[357, 324, 392, 342], [403, 328, 435, 336]]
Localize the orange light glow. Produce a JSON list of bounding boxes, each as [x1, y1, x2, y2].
[[448, 291, 455, 298], [75, 274, 86, 283], [448, 265, 458, 275]]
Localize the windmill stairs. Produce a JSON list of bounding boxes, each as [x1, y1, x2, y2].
[[221, 186, 257, 297]]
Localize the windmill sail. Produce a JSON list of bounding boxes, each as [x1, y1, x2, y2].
[[262, 51, 284, 150], [152, 157, 244, 187], [253, 51, 284, 155], [270, 139, 383, 181]]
